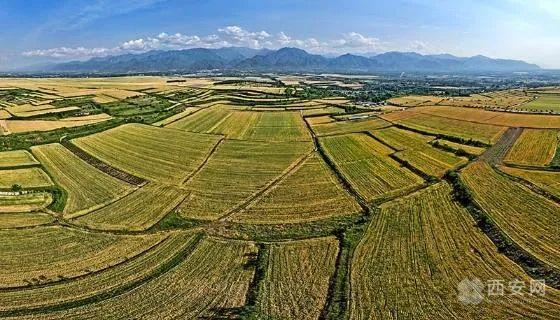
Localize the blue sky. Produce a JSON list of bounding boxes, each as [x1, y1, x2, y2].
[[1, 0, 559, 69]]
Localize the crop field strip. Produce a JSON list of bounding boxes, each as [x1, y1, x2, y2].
[[319, 133, 424, 203], [72, 123, 222, 184], [180, 139, 314, 220], [382, 112, 507, 144], [504, 128, 558, 167], [31, 143, 134, 216], [350, 183, 560, 319], [431, 139, 487, 156], [498, 165, 560, 199], [0, 167, 54, 189], [71, 183, 188, 231], [0, 231, 201, 317], [388, 105, 560, 128], [0, 150, 39, 168], [0, 193, 53, 213], [309, 117, 391, 136], [167, 105, 312, 141], [0, 226, 167, 289], [230, 154, 362, 224], [11, 237, 258, 319], [0, 212, 55, 229], [258, 237, 339, 320], [370, 127, 468, 177], [461, 162, 560, 269]]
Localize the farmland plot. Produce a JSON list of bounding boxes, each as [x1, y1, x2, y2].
[[72, 124, 222, 184], [166, 104, 234, 132], [181, 140, 313, 220], [504, 129, 558, 166], [17, 237, 257, 319], [241, 111, 311, 141], [310, 117, 391, 136], [0, 168, 53, 189], [462, 162, 560, 269], [320, 134, 423, 202], [0, 226, 165, 288], [371, 126, 434, 151], [0, 193, 52, 213], [498, 165, 560, 199], [350, 183, 560, 320], [259, 237, 339, 320], [0, 150, 39, 168], [0, 212, 54, 229], [72, 183, 187, 230], [390, 114, 506, 144], [432, 139, 486, 155], [31, 144, 132, 215], [231, 154, 361, 224], [0, 232, 199, 314], [395, 147, 468, 177]]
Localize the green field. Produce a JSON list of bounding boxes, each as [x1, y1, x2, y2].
[[517, 93, 560, 112]]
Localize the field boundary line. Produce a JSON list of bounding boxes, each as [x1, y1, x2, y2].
[[181, 137, 225, 185], [60, 139, 147, 186], [219, 150, 315, 221]]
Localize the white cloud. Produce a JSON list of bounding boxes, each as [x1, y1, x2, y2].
[[22, 46, 118, 58], [22, 26, 388, 59]]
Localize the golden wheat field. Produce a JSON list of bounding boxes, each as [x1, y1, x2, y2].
[[0, 77, 559, 319]]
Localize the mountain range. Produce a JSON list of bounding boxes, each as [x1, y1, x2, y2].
[[39, 47, 540, 74]]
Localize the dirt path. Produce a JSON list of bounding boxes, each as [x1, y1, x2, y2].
[[479, 127, 523, 165]]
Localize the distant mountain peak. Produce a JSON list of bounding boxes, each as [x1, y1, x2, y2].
[[39, 46, 540, 74]]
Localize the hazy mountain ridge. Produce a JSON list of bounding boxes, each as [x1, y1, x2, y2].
[[43, 47, 541, 74]]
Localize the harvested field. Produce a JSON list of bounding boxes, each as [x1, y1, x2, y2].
[[0, 226, 165, 288], [231, 154, 361, 224], [181, 140, 313, 220], [462, 162, 560, 269], [320, 133, 423, 202], [31, 144, 133, 215], [0, 232, 199, 314], [394, 147, 467, 177], [0, 150, 39, 168], [72, 183, 187, 230], [0, 212, 54, 229], [504, 129, 558, 166], [371, 126, 434, 151], [310, 117, 391, 136], [0, 168, 54, 189], [350, 183, 560, 319], [72, 124, 222, 184], [390, 113, 507, 144], [388, 105, 560, 128], [15, 237, 257, 319], [0, 193, 53, 213], [10, 106, 80, 118], [2, 114, 112, 135], [259, 237, 339, 320]]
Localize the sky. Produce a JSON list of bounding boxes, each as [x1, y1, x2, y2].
[[0, 0, 559, 69]]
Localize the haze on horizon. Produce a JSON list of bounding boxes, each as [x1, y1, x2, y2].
[[0, 0, 559, 70]]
